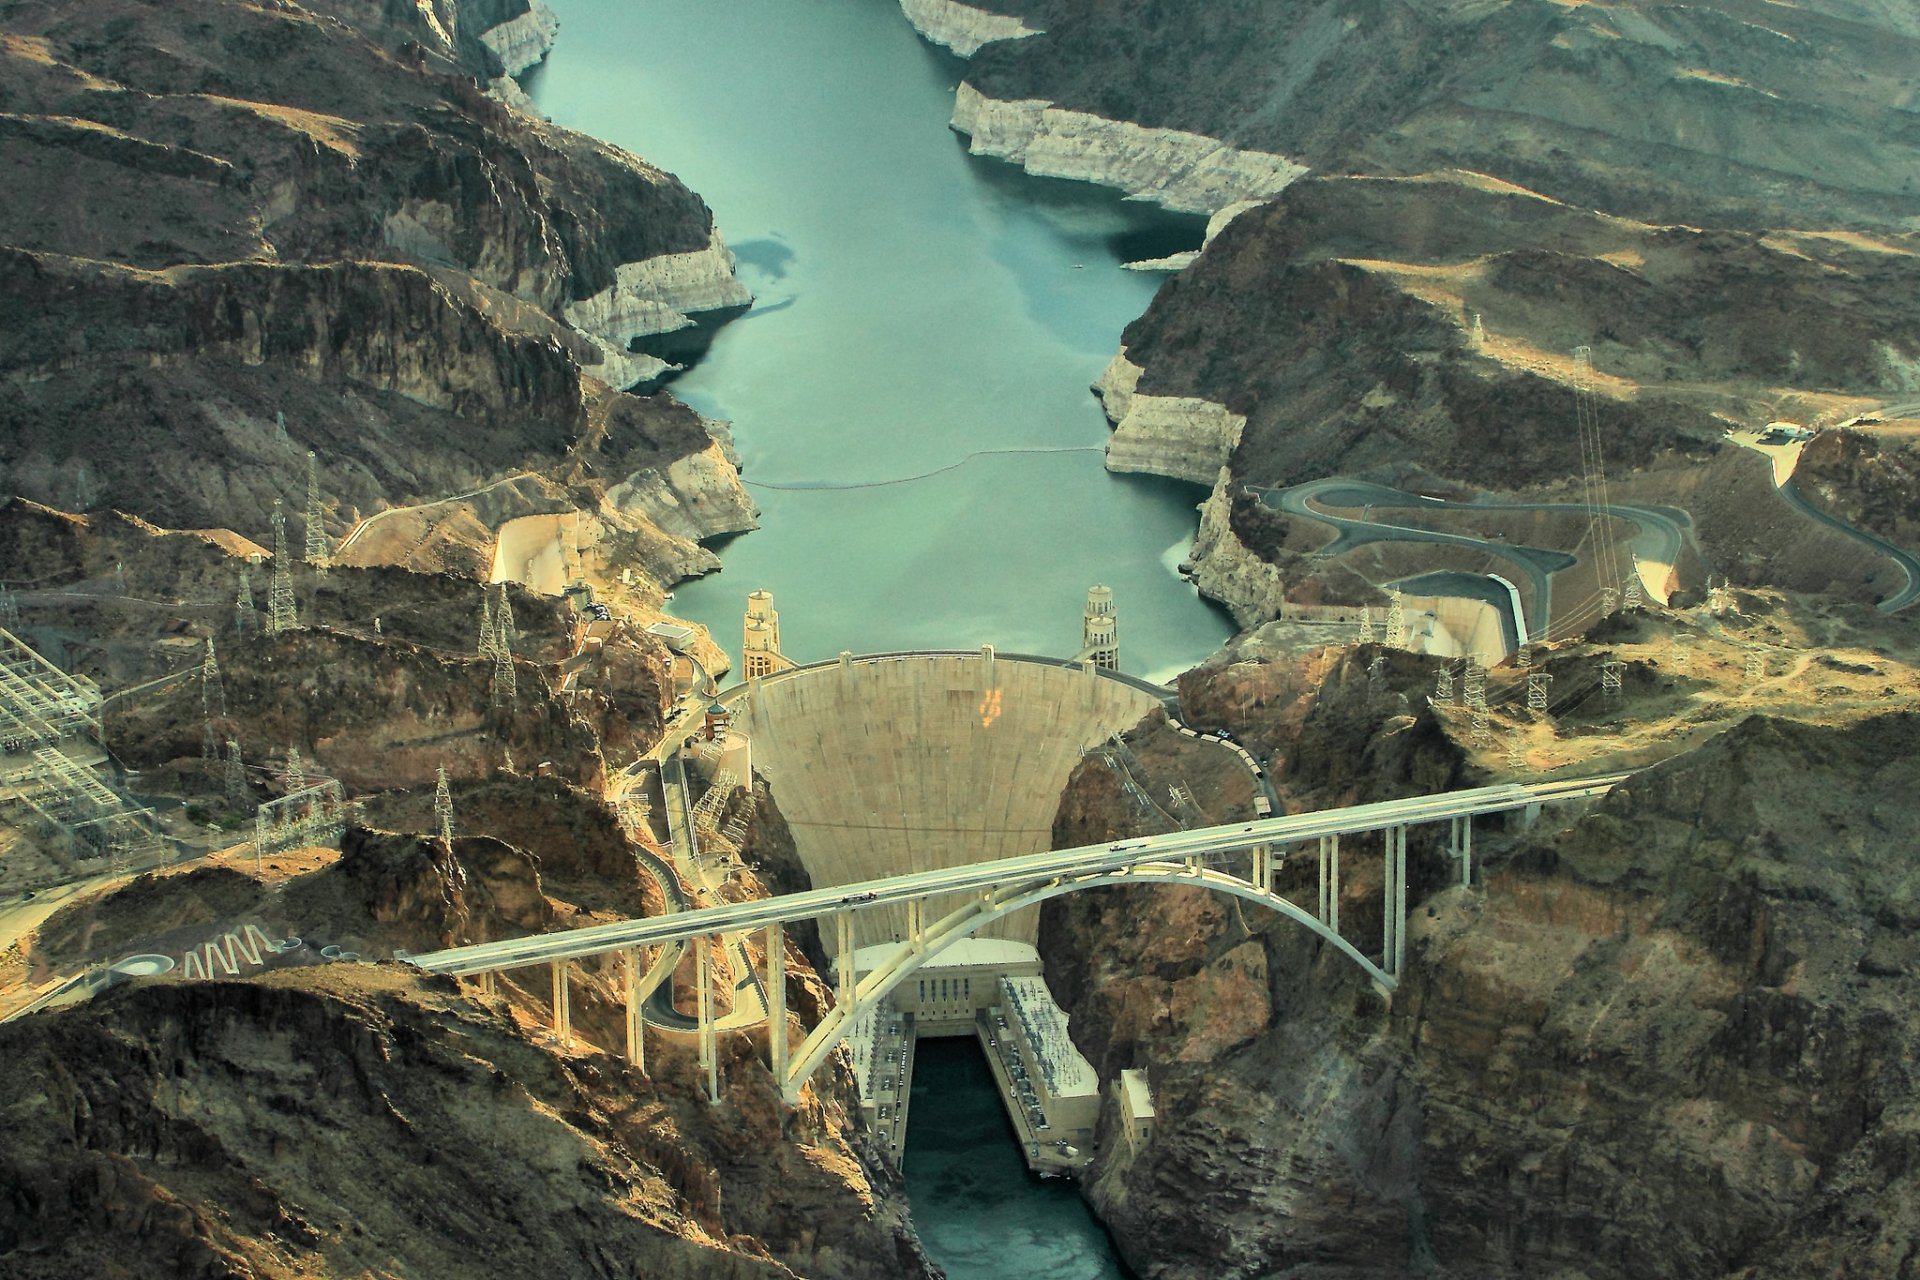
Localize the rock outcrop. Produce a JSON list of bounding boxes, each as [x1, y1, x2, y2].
[[0, 0, 752, 576], [1041, 633, 1920, 1277], [0, 966, 935, 1280], [897, 0, 1041, 58], [950, 83, 1304, 215]]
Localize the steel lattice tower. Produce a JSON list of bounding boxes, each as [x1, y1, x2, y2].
[[304, 451, 329, 574], [234, 566, 258, 636], [266, 500, 299, 635]]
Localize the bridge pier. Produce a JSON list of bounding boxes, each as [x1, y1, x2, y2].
[[1252, 844, 1273, 894], [623, 947, 644, 1072], [906, 899, 926, 952], [1381, 826, 1407, 979], [836, 910, 855, 1012], [550, 959, 571, 1050], [767, 922, 788, 1093], [697, 942, 718, 1104], [1449, 815, 1474, 886], [1318, 834, 1341, 932]]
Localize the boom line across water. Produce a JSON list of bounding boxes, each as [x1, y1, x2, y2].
[[742, 446, 1104, 491]]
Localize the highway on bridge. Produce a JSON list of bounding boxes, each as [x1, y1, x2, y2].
[[411, 771, 1628, 978]]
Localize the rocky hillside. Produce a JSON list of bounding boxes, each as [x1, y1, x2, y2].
[[911, 0, 1920, 629], [1038, 629, 1920, 1278], [951, 0, 1920, 229], [0, 966, 932, 1280], [0, 0, 752, 574]]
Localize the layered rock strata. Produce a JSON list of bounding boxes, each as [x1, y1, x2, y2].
[[898, 0, 1041, 57], [951, 83, 1304, 215], [1044, 649, 1920, 1278]]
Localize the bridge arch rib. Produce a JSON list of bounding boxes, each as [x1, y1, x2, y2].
[[778, 859, 1391, 1103]]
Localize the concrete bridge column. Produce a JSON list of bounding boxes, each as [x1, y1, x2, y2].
[[766, 922, 787, 1087], [1252, 844, 1273, 894], [478, 969, 495, 998], [550, 959, 571, 1050], [1381, 832, 1396, 974], [1451, 815, 1474, 886], [1394, 825, 1409, 977], [623, 947, 644, 1072], [1318, 834, 1341, 932], [906, 899, 926, 952], [698, 941, 719, 1104], [835, 910, 855, 1012]]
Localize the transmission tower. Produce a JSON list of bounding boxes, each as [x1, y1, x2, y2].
[[494, 585, 515, 652], [1359, 606, 1377, 645], [1526, 669, 1552, 713], [433, 765, 455, 846], [200, 636, 225, 719], [275, 410, 290, 445], [1623, 557, 1644, 610], [1434, 661, 1454, 705], [490, 646, 516, 706], [266, 499, 299, 635], [1368, 653, 1386, 689], [1505, 729, 1526, 771], [284, 745, 304, 794], [1385, 588, 1406, 649], [1471, 312, 1485, 350], [1744, 648, 1765, 686], [234, 566, 257, 637], [0, 582, 19, 629], [1601, 658, 1625, 699], [304, 451, 330, 575], [477, 592, 499, 659], [224, 740, 249, 810], [1572, 347, 1622, 617]]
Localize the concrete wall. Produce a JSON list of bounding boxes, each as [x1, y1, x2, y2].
[[738, 654, 1164, 950]]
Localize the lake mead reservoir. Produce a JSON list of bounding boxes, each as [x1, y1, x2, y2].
[[527, 0, 1233, 683]]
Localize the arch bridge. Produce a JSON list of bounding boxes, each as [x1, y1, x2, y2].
[[410, 773, 1624, 1103]]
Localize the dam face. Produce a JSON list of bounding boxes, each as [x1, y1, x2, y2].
[[735, 653, 1165, 950]]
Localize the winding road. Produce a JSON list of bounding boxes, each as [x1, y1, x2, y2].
[[1257, 478, 1695, 640], [1777, 478, 1920, 612]]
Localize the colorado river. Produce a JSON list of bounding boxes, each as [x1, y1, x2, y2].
[[527, 0, 1233, 682]]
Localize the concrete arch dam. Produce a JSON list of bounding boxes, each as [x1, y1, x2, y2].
[[733, 652, 1167, 952]]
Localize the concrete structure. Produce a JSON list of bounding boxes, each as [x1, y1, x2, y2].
[[1114, 1068, 1155, 1155], [1079, 585, 1118, 669], [742, 589, 794, 679], [733, 650, 1165, 951], [992, 974, 1099, 1174], [411, 770, 1625, 1106]]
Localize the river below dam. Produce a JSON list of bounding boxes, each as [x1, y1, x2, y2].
[[527, 0, 1233, 683]]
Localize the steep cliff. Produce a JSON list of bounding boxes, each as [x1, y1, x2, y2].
[[0, 0, 752, 572], [954, 0, 1920, 228], [1041, 643, 1920, 1277], [0, 966, 934, 1280]]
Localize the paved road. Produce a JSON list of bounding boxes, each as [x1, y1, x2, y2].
[[410, 771, 1628, 977], [1778, 478, 1920, 612], [1257, 478, 1694, 638]]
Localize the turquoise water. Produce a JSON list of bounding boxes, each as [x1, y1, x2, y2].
[[904, 1038, 1135, 1279], [527, 0, 1233, 683]]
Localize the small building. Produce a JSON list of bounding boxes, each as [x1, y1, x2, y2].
[[644, 621, 696, 654], [701, 702, 733, 742], [1113, 1068, 1155, 1155]]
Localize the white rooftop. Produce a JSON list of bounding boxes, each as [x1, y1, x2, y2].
[[1120, 1067, 1154, 1119]]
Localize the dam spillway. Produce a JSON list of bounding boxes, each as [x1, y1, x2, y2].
[[730, 651, 1166, 950]]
